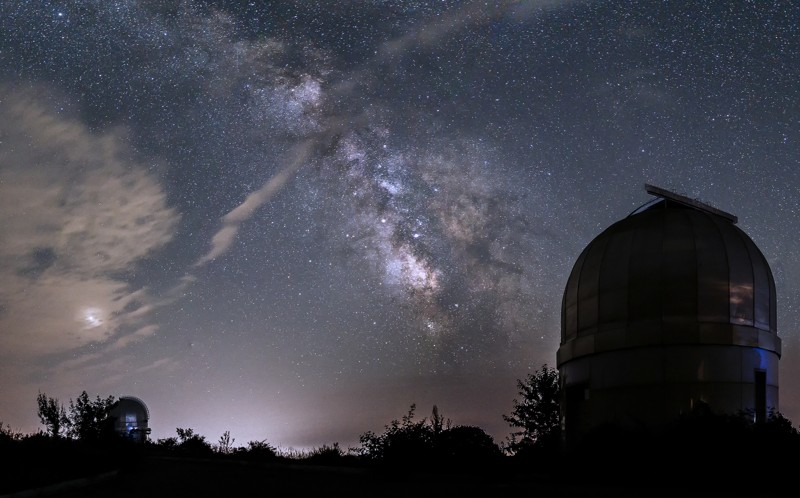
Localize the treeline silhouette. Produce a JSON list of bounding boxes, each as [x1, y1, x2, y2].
[[2, 366, 800, 496]]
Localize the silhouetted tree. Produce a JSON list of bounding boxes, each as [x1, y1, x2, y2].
[[36, 392, 68, 438], [216, 430, 235, 454], [174, 427, 213, 456], [358, 404, 435, 464], [67, 391, 116, 441], [176, 427, 196, 441], [430, 404, 450, 435], [503, 364, 561, 455]]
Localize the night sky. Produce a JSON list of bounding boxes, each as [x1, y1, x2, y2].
[[1, 1, 799, 450]]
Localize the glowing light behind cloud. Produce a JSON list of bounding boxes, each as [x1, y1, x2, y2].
[[0, 87, 179, 356]]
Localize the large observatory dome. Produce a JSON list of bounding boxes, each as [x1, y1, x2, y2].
[[561, 187, 777, 347], [557, 185, 780, 443]]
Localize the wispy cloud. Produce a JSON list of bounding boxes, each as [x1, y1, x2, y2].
[[194, 139, 318, 266], [375, 0, 567, 59], [0, 86, 180, 356]]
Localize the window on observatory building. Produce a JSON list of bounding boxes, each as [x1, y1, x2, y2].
[[722, 226, 755, 325], [693, 214, 729, 323], [125, 414, 137, 424], [565, 383, 589, 444], [755, 370, 766, 424]]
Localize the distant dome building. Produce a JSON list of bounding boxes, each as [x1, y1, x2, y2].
[[557, 185, 780, 444], [109, 396, 151, 442]]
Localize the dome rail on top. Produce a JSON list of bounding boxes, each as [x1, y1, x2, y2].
[[633, 184, 738, 223]]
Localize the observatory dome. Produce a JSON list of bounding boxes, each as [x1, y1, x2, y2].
[[109, 396, 151, 442], [560, 191, 777, 355], [557, 185, 780, 443]]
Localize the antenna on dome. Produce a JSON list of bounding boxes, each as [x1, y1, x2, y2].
[[644, 184, 738, 224]]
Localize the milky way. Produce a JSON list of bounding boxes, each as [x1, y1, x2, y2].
[[1, 1, 799, 449]]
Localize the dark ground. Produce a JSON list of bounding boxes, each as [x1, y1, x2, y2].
[[2, 456, 784, 498]]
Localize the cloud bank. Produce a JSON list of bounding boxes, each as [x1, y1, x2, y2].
[[0, 86, 179, 356]]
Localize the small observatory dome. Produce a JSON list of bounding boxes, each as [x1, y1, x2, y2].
[[109, 396, 151, 442], [557, 185, 780, 444]]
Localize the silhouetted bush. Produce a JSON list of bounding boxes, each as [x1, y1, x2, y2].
[[504, 425, 561, 474], [357, 404, 436, 465], [154, 435, 179, 450], [233, 439, 279, 462], [173, 427, 214, 457], [357, 404, 503, 471], [436, 425, 503, 469], [300, 442, 360, 466]]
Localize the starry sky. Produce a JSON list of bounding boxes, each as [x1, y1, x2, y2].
[[1, 1, 799, 450]]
